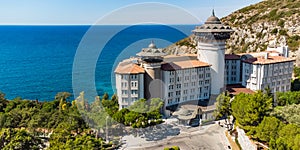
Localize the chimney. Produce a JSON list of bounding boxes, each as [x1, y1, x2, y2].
[[264, 52, 269, 59]]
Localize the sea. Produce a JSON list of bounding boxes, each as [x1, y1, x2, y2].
[[0, 25, 196, 101]]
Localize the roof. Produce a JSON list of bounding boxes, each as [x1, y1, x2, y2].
[[243, 56, 295, 65], [161, 60, 210, 71], [115, 63, 145, 74], [136, 41, 166, 57], [226, 84, 254, 95], [193, 10, 233, 33], [225, 54, 240, 60], [205, 9, 221, 24]]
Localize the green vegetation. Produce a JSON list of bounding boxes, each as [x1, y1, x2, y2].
[[217, 89, 300, 150], [276, 91, 300, 106], [0, 128, 45, 150], [175, 37, 196, 49], [107, 98, 164, 128], [231, 91, 273, 128], [214, 92, 232, 125], [164, 146, 180, 150], [271, 28, 278, 34], [0, 91, 116, 149], [288, 35, 300, 50], [0, 90, 165, 149], [271, 104, 300, 126], [220, 0, 300, 52]]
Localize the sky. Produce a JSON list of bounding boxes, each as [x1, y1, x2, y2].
[[0, 0, 262, 25]]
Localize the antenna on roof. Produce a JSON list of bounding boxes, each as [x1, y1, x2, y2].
[[212, 0, 215, 16]]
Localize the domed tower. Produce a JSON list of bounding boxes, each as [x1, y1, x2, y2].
[[137, 41, 166, 99], [193, 10, 234, 95]]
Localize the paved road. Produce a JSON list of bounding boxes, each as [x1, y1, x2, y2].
[[121, 121, 231, 150]]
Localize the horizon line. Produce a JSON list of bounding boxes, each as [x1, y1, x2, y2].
[[0, 23, 202, 26]]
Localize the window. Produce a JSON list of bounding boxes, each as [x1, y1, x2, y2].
[[190, 95, 194, 100], [131, 81, 138, 88], [121, 82, 128, 88], [122, 90, 127, 95], [199, 81, 203, 85], [176, 84, 181, 89], [176, 91, 181, 96], [183, 90, 188, 95], [131, 90, 138, 95], [168, 92, 173, 97], [185, 76, 190, 81], [192, 82, 196, 86], [169, 78, 174, 83], [131, 74, 137, 79], [183, 96, 187, 101], [205, 80, 209, 84], [199, 74, 204, 79], [169, 85, 174, 90], [121, 75, 127, 79], [184, 83, 188, 87], [122, 98, 128, 103], [190, 88, 195, 93], [168, 99, 172, 104], [206, 73, 210, 78], [169, 71, 175, 76]]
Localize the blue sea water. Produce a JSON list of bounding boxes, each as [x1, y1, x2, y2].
[[0, 25, 195, 101]]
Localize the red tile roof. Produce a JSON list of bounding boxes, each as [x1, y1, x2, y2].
[[161, 60, 210, 71], [225, 54, 240, 60], [243, 56, 295, 65], [115, 63, 145, 74], [226, 84, 254, 95]]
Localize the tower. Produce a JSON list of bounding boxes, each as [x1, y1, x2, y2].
[[193, 10, 233, 95], [137, 41, 166, 99]]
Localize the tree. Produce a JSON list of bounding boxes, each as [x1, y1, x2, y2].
[[253, 116, 283, 142], [277, 124, 300, 149], [276, 91, 300, 106], [0, 128, 45, 150], [271, 104, 300, 125], [124, 111, 140, 126], [214, 92, 232, 124], [102, 93, 109, 100], [231, 91, 273, 128], [0, 91, 7, 112]]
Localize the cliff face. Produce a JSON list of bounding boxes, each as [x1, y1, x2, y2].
[[165, 0, 300, 55]]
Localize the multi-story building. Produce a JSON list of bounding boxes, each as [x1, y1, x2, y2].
[[225, 54, 242, 85], [241, 52, 295, 93], [161, 55, 211, 107], [115, 61, 145, 109], [114, 10, 295, 120]]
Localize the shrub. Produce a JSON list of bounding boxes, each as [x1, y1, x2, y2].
[[279, 29, 287, 36]]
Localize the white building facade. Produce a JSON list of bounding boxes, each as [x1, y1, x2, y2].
[[242, 55, 294, 93], [161, 57, 211, 107], [115, 63, 145, 109]]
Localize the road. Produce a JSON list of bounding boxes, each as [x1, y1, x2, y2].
[[121, 121, 231, 150]]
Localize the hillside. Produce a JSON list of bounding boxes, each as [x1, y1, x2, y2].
[[164, 0, 300, 55]]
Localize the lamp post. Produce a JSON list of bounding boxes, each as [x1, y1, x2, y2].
[[106, 116, 109, 143]]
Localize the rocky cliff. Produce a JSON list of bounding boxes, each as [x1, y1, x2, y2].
[[164, 0, 300, 55]]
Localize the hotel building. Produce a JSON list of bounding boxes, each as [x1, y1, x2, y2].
[[114, 10, 295, 120]]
